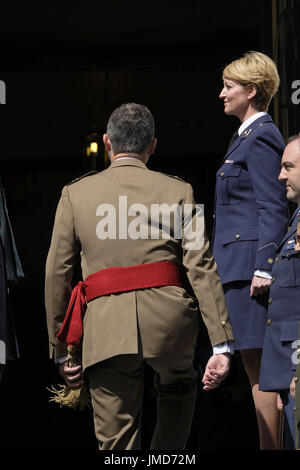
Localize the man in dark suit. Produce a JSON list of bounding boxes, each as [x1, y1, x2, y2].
[[259, 136, 300, 449], [0, 177, 24, 381]]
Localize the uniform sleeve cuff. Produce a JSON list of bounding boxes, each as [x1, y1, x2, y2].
[[55, 355, 68, 364], [213, 341, 234, 355], [254, 269, 272, 279]]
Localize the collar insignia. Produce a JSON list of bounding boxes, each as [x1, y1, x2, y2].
[[241, 128, 252, 138]]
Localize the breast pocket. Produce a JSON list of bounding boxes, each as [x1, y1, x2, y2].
[[279, 252, 300, 287], [217, 165, 241, 205]]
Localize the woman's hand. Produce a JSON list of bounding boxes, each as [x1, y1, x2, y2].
[[277, 393, 283, 410], [250, 275, 272, 297], [290, 376, 297, 400]]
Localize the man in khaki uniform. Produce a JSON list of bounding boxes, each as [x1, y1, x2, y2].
[[45, 103, 234, 450]]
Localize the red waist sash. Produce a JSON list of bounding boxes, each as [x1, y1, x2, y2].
[[57, 261, 182, 347]]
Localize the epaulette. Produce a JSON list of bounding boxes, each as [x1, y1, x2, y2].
[[157, 171, 186, 183], [67, 170, 98, 186]]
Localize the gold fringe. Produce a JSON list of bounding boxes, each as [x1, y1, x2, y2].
[[47, 383, 90, 411], [48, 345, 90, 411]]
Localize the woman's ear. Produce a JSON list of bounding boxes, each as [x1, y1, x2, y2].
[[247, 84, 257, 100]]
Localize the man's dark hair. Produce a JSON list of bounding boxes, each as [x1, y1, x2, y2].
[[107, 103, 155, 155], [287, 133, 300, 144]]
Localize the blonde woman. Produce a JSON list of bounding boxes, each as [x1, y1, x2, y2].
[[212, 51, 289, 449]]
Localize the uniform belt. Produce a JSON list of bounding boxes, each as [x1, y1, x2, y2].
[[57, 261, 182, 346]]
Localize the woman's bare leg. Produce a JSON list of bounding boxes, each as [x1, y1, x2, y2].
[[240, 348, 281, 450]]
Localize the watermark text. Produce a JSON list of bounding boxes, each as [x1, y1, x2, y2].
[[95, 196, 204, 250], [291, 80, 300, 105], [0, 80, 6, 104]]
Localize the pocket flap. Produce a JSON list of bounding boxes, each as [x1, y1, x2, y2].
[[221, 225, 258, 246], [280, 320, 300, 342], [219, 165, 241, 177]]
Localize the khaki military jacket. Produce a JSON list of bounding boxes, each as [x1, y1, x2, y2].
[[45, 158, 233, 370]]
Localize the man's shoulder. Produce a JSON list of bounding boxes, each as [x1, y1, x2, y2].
[[66, 167, 190, 196], [149, 169, 188, 185], [67, 170, 99, 186]]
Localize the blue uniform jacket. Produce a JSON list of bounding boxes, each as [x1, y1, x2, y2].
[[259, 208, 300, 391], [212, 113, 289, 284]]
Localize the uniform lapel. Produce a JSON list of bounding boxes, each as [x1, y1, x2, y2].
[[218, 134, 242, 168], [218, 114, 274, 169]]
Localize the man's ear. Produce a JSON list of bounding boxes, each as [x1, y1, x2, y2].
[[103, 134, 112, 151], [148, 138, 157, 156]]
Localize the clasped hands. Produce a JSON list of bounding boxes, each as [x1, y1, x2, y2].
[[202, 353, 231, 391]]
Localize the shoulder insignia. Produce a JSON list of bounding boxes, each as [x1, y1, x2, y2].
[[67, 170, 98, 186]]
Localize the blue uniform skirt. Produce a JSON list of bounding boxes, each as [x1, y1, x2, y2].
[[223, 281, 268, 350]]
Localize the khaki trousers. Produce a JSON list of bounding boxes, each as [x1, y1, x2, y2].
[[87, 351, 197, 450]]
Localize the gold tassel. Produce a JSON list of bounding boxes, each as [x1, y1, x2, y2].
[[48, 345, 90, 411]]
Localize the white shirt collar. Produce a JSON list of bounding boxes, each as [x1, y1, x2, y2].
[[238, 112, 267, 136], [115, 156, 141, 161]]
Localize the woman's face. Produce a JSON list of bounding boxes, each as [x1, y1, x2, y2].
[[219, 78, 253, 121]]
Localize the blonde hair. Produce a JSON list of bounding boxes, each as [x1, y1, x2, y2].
[[222, 51, 280, 111]]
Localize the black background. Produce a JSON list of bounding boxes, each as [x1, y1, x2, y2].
[[0, 0, 299, 451]]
